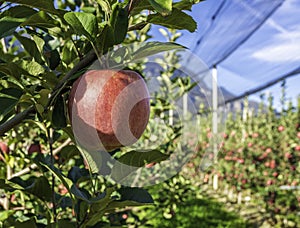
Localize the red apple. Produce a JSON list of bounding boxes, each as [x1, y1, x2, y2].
[[295, 145, 300, 151], [68, 70, 150, 151], [278, 125, 284, 132], [297, 132, 300, 139], [265, 148, 272, 153], [270, 160, 276, 169], [28, 143, 42, 154], [0, 142, 9, 154]]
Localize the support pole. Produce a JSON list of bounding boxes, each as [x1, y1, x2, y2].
[[212, 66, 218, 190]]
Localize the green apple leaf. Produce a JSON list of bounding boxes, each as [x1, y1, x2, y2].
[[148, 0, 172, 16], [5, 0, 63, 16], [110, 3, 128, 45], [147, 9, 197, 32], [117, 149, 169, 167], [64, 12, 98, 41], [14, 33, 43, 63], [52, 95, 67, 129], [132, 41, 185, 61], [0, 88, 23, 121]]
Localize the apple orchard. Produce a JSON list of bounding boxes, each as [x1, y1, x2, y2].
[[0, 0, 299, 227]]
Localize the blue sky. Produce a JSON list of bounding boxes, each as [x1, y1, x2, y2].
[[151, 0, 300, 109]]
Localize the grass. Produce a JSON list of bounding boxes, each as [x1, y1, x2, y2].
[[145, 197, 250, 228]]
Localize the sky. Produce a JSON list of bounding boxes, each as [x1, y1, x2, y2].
[[150, 0, 300, 110]]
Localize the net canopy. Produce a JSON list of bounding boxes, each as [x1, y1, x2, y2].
[[159, 0, 300, 108]]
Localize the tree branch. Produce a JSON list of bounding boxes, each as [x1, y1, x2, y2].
[[0, 50, 97, 136], [9, 138, 72, 179], [0, 106, 35, 136]]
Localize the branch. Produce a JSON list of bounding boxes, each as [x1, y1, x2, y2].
[[125, 0, 142, 15], [0, 106, 35, 136], [0, 50, 97, 136], [9, 138, 72, 179]]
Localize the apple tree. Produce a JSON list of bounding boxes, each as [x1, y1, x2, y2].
[[0, 0, 201, 226]]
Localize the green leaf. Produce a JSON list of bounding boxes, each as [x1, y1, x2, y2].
[[52, 95, 67, 129], [26, 176, 52, 201], [14, 33, 43, 63], [132, 41, 185, 61], [0, 62, 29, 79], [118, 187, 154, 203], [0, 210, 15, 221], [105, 187, 154, 211], [20, 60, 45, 76], [40, 163, 73, 193], [0, 5, 37, 19], [117, 150, 169, 167], [21, 11, 59, 29], [0, 88, 23, 121], [6, 0, 63, 16], [70, 185, 90, 202], [85, 188, 115, 227], [0, 16, 24, 39], [59, 145, 81, 162], [148, 0, 172, 16], [62, 41, 78, 65], [110, 3, 128, 45], [46, 220, 77, 228], [173, 0, 203, 11], [96, 0, 111, 14], [147, 9, 197, 32], [67, 167, 90, 184], [64, 12, 98, 41], [130, 0, 153, 16]]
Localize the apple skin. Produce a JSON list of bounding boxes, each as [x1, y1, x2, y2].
[[0, 142, 9, 154], [68, 70, 150, 151], [28, 143, 42, 154]]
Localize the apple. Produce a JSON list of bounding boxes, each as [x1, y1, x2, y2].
[[270, 160, 276, 169], [278, 125, 284, 132], [28, 143, 42, 154], [297, 132, 300, 139], [0, 142, 9, 154], [295, 145, 300, 151], [68, 70, 150, 151]]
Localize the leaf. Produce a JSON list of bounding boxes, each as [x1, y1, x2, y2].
[[20, 60, 45, 76], [64, 12, 98, 41], [0, 88, 23, 121], [110, 3, 128, 45], [118, 187, 154, 203], [173, 0, 203, 11], [147, 9, 197, 32], [52, 95, 67, 129], [25, 176, 52, 201], [0, 210, 15, 221], [41, 163, 73, 193], [105, 187, 154, 211], [0, 16, 24, 39], [59, 145, 81, 162], [148, 0, 172, 16], [84, 188, 114, 227], [21, 11, 59, 29], [117, 150, 169, 167], [46, 220, 77, 228], [0, 5, 37, 18], [6, 0, 63, 16], [130, 0, 153, 15], [67, 166, 90, 184], [0, 62, 29, 79], [132, 41, 185, 61], [70, 185, 90, 202], [62, 41, 77, 65]]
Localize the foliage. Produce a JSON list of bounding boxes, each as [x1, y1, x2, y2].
[[0, 0, 202, 226]]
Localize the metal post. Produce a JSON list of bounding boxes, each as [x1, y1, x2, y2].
[[212, 66, 218, 190]]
